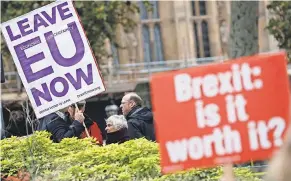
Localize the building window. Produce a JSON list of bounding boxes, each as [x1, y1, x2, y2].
[[199, 1, 207, 15], [191, 1, 196, 16], [142, 24, 151, 62], [139, 1, 148, 20], [139, 1, 164, 62], [151, 1, 159, 19], [154, 24, 164, 62], [202, 21, 211, 57], [191, 1, 211, 58], [194, 22, 200, 58], [111, 43, 119, 65]]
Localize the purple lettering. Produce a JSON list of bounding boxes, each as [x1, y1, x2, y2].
[[5, 25, 21, 41], [31, 83, 52, 107], [14, 37, 54, 83], [30, 64, 93, 106], [17, 18, 33, 37], [57, 2, 73, 20], [65, 64, 93, 90], [34, 14, 49, 32], [44, 22, 84, 67], [41, 7, 57, 25], [50, 77, 69, 97]]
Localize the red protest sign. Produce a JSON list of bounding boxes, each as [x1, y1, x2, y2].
[[150, 52, 290, 174]]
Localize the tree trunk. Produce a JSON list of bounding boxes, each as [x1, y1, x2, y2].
[[222, 2, 259, 180], [228, 1, 259, 59], [228, 3, 291, 181]]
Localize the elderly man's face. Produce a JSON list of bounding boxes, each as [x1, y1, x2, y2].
[[120, 94, 134, 116]]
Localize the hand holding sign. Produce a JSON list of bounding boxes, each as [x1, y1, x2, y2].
[[74, 109, 85, 124], [73, 103, 89, 137], [151, 52, 290, 174]]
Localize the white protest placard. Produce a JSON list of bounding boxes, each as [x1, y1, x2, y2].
[[1, 1, 106, 118]]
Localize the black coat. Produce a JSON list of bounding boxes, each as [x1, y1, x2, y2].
[[37, 112, 93, 143], [106, 127, 129, 145], [126, 106, 156, 141]]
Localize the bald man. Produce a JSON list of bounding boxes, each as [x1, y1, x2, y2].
[[120, 92, 156, 141]]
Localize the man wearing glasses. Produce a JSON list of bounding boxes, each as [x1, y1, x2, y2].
[[120, 92, 155, 141]]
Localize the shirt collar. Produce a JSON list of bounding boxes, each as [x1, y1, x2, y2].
[[55, 111, 66, 120]]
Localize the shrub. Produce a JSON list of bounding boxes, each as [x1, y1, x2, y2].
[[266, 1, 291, 61], [0, 131, 262, 181]]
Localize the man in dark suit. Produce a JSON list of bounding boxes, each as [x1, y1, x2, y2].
[[120, 92, 156, 141]]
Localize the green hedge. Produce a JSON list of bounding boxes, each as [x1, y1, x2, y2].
[[0, 131, 262, 181]]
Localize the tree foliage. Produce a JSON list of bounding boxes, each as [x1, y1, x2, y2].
[[266, 1, 291, 61], [1, 1, 148, 67], [0, 131, 263, 181]]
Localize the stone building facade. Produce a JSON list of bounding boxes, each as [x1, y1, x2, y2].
[[1, 1, 279, 101], [109, 0, 279, 66]]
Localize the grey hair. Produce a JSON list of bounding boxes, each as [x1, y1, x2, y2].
[[126, 92, 143, 107], [106, 115, 128, 130]]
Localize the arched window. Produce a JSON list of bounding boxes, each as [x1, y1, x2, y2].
[[199, 0, 207, 15], [191, 1, 211, 58], [111, 43, 119, 65], [202, 20, 211, 57], [191, 1, 196, 16], [154, 24, 164, 61], [139, 2, 148, 20], [140, 1, 164, 62], [142, 24, 151, 62], [151, 1, 159, 19], [193, 22, 200, 58]]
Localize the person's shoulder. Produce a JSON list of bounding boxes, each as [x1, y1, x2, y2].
[[127, 116, 138, 122], [127, 118, 142, 127], [37, 113, 62, 130], [41, 113, 64, 126], [43, 112, 60, 120]]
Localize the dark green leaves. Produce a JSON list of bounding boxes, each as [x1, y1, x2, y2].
[[0, 131, 262, 181], [266, 1, 291, 61]]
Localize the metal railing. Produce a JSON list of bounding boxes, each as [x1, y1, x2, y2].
[[100, 56, 223, 85], [1, 56, 223, 93]]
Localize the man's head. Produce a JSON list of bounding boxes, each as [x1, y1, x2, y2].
[[67, 100, 86, 119], [120, 92, 143, 116], [105, 104, 119, 118]]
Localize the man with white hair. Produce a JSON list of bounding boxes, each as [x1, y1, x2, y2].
[[120, 92, 156, 141]]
